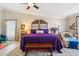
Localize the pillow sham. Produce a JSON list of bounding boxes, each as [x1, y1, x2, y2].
[[36, 30, 44, 34]]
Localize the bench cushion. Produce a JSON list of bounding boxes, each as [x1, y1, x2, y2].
[[25, 43, 53, 48]]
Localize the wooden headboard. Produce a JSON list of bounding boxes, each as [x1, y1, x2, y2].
[[31, 19, 48, 29], [31, 19, 48, 34]]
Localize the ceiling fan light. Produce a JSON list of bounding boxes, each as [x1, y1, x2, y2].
[[28, 3, 33, 6]]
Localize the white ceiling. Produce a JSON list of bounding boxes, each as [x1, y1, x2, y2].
[[0, 3, 79, 19]]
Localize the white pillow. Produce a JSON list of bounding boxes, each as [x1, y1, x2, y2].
[[36, 30, 44, 34]]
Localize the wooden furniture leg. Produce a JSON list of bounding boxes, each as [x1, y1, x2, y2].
[[51, 48, 53, 56], [49, 48, 53, 56], [25, 48, 28, 56]]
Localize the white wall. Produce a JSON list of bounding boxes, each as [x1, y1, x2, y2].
[[2, 10, 67, 34], [67, 15, 76, 32], [0, 8, 3, 34]]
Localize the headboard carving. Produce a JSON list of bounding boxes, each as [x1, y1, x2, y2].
[[32, 19, 39, 24]]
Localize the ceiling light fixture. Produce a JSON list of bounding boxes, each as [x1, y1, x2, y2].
[[23, 3, 39, 10]]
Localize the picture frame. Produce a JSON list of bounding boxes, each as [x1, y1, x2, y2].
[[21, 24, 25, 29]]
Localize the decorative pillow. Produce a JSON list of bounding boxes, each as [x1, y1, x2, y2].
[[62, 32, 73, 38], [44, 29, 49, 34], [36, 30, 44, 34], [31, 30, 36, 34], [64, 33, 72, 38]]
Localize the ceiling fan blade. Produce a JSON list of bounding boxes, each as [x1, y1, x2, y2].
[[26, 6, 30, 10], [33, 5, 39, 9]]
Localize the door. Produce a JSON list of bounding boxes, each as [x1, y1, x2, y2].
[[5, 20, 16, 41]]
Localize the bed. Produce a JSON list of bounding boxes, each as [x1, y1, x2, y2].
[[20, 19, 63, 53]]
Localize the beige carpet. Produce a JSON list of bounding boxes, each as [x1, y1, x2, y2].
[[7, 46, 79, 56]]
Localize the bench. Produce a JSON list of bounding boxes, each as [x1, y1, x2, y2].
[[25, 43, 53, 56]]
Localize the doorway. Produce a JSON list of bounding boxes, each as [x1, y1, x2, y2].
[[5, 20, 17, 41]]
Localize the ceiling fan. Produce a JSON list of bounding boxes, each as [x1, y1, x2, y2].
[[23, 3, 39, 10]]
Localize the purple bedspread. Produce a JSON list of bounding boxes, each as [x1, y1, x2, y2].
[[20, 34, 63, 51]]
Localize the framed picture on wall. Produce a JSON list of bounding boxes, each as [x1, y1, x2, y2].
[[21, 24, 25, 29]]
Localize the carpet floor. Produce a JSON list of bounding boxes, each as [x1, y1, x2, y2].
[[7, 46, 79, 56], [0, 41, 13, 49]]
